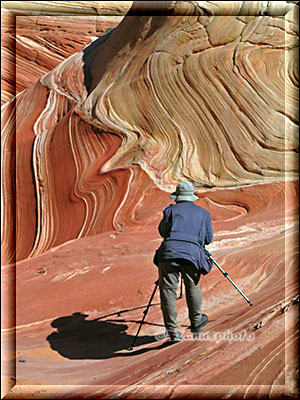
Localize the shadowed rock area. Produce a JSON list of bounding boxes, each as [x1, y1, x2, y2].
[[1, 1, 299, 399]]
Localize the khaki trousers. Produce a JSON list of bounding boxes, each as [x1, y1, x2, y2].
[[158, 260, 202, 336]]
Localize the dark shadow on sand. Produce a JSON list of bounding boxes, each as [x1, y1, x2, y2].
[[46, 312, 173, 360]]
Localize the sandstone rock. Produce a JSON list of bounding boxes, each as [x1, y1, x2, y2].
[[1, 10, 123, 104], [2, 1, 298, 264], [1, 2, 299, 398]]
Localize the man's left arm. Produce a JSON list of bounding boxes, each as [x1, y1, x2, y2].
[[158, 209, 171, 238]]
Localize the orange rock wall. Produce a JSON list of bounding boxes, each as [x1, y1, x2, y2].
[[1, 2, 299, 398], [1, 11, 123, 104], [2, 2, 298, 264]]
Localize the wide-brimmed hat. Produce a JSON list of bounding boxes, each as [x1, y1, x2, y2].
[[170, 181, 199, 202]]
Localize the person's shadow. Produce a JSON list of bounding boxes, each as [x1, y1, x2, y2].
[[47, 312, 173, 360]]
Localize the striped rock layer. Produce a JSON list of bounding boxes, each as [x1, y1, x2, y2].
[[1, 2, 299, 399], [2, 1, 298, 264]]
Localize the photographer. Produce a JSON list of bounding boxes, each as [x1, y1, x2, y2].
[[154, 181, 213, 343]]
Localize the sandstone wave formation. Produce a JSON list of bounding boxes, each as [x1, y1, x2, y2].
[[1, 6, 126, 104], [1, 1, 299, 399], [2, 0, 298, 264]]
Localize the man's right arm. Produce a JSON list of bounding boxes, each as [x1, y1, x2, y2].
[[205, 212, 213, 245]]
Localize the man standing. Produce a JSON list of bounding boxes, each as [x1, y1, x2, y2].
[[155, 181, 213, 343]]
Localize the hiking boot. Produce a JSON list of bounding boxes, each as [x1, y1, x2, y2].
[[190, 314, 208, 333], [169, 331, 182, 343]]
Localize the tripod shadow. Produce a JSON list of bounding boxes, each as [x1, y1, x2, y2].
[[46, 312, 170, 360]]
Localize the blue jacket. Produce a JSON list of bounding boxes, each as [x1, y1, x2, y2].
[[155, 201, 213, 273]]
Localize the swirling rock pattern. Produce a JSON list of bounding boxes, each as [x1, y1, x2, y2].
[[81, 7, 298, 190], [1, 1, 132, 16], [1, 10, 123, 104], [2, 180, 299, 397], [1, 1, 298, 265], [1, 2, 299, 398]]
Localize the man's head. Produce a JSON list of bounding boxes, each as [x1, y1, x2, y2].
[[170, 181, 199, 202]]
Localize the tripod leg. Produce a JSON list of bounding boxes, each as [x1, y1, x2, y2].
[[206, 251, 253, 306], [128, 280, 159, 350]]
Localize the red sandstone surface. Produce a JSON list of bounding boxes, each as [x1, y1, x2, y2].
[[2, 181, 299, 398], [1, 1, 299, 399]]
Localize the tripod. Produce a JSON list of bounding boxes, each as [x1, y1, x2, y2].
[[205, 250, 253, 306], [128, 280, 159, 350], [128, 275, 183, 350]]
